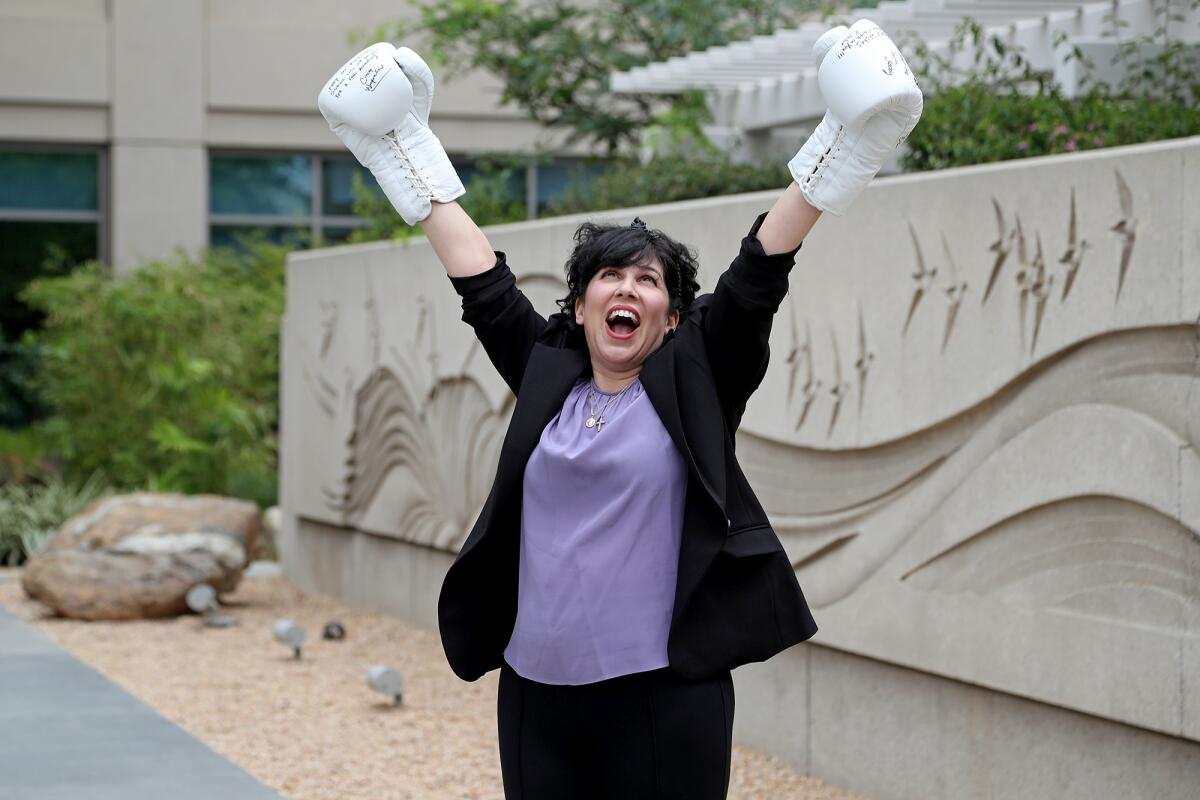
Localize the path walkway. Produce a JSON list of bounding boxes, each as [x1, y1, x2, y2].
[[0, 591, 281, 800]]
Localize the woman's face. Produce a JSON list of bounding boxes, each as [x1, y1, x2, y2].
[[575, 260, 679, 376]]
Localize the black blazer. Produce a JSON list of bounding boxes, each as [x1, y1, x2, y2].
[[438, 213, 818, 682]]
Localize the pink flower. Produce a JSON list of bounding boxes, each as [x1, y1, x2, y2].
[[1027, 122, 1039, 132], [1017, 141, 1028, 150], [1087, 122, 1098, 131], [1054, 125, 1069, 136], [1092, 137, 1104, 147], [1066, 139, 1077, 151]]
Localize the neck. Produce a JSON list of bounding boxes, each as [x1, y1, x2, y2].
[[591, 364, 640, 393]]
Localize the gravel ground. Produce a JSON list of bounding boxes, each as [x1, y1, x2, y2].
[[0, 571, 859, 800]]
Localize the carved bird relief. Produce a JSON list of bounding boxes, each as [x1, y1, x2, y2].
[[1013, 215, 1032, 351], [1058, 186, 1090, 302], [791, 316, 821, 432], [904, 221, 938, 335], [364, 274, 381, 367], [854, 302, 874, 420], [939, 232, 968, 352], [319, 300, 338, 358], [982, 197, 1013, 305], [1029, 233, 1055, 355], [785, 296, 804, 405], [827, 325, 850, 437], [414, 295, 440, 376], [1110, 169, 1137, 302]]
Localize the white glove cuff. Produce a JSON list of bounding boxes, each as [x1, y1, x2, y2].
[[788, 111, 851, 216], [330, 117, 465, 227], [384, 120, 466, 225]]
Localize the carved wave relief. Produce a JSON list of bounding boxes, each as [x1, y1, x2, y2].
[[739, 325, 1200, 628], [306, 273, 552, 551], [901, 496, 1200, 633], [322, 364, 511, 551]]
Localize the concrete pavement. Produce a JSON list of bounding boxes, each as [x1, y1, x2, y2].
[[0, 595, 282, 800]]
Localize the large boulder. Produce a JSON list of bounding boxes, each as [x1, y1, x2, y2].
[[21, 493, 260, 620]]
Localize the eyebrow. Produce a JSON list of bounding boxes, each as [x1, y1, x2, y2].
[[603, 263, 663, 278]]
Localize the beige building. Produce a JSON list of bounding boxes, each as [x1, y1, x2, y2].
[[0, 0, 593, 277]]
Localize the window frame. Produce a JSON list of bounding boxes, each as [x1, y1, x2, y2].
[[207, 149, 607, 241], [0, 142, 108, 263], [208, 149, 375, 246]]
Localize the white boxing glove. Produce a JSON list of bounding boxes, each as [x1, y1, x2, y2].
[[789, 20, 923, 216], [317, 43, 465, 225]]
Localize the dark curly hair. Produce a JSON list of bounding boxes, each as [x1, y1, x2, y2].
[[555, 218, 701, 329]]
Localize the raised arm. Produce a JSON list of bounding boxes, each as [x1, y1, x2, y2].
[[756, 183, 823, 255], [421, 201, 497, 278], [702, 19, 923, 413], [318, 43, 494, 278], [319, 44, 544, 390]]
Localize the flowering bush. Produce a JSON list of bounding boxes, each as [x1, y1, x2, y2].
[[899, 2, 1200, 171]]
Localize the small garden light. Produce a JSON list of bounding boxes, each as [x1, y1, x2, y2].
[[272, 619, 306, 659], [367, 665, 403, 706], [185, 583, 237, 628]]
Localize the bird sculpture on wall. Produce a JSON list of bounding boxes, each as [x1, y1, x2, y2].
[[785, 297, 822, 433], [904, 221, 938, 335], [982, 197, 1013, 304], [939, 232, 968, 352], [1013, 215, 1032, 351], [785, 299, 805, 406], [1029, 233, 1055, 355], [854, 303, 874, 420], [827, 326, 850, 437], [795, 320, 821, 433], [1058, 186, 1090, 302], [1111, 169, 1137, 303]]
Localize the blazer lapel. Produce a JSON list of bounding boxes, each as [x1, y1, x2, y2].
[[640, 343, 726, 510], [641, 339, 730, 626], [508, 343, 590, 457], [457, 343, 588, 561]]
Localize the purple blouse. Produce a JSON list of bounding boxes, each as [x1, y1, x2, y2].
[[502, 377, 688, 685]]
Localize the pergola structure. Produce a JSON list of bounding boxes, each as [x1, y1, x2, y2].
[[609, 0, 1200, 163]]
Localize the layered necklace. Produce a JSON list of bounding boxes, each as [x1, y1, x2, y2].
[[584, 380, 637, 432]]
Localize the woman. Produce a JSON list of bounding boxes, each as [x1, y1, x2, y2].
[[319, 21, 920, 799]]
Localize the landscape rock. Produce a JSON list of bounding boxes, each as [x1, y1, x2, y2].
[[21, 493, 260, 620]]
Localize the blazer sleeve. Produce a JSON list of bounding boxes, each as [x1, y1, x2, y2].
[[448, 252, 548, 396], [701, 212, 803, 411]]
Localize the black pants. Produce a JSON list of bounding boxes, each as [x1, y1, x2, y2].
[[497, 661, 735, 799]]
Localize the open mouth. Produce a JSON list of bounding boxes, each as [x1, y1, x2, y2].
[[605, 306, 641, 340]]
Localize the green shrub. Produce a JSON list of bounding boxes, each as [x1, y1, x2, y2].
[[18, 241, 285, 509], [0, 425, 58, 485], [0, 472, 111, 566], [899, 3, 1200, 171], [0, 339, 45, 429]]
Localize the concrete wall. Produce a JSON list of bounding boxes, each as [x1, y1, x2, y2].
[[280, 137, 1200, 798], [0, 0, 575, 271]]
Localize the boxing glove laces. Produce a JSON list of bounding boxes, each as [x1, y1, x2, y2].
[[789, 20, 923, 216], [318, 43, 465, 225]]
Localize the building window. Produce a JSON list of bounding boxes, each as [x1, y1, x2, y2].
[[0, 146, 105, 427], [208, 151, 609, 247], [531, 157, 607, 216], [209, 152, 380, 248]]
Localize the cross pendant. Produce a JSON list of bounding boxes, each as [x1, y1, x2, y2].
[[595, 416, 605, 431]]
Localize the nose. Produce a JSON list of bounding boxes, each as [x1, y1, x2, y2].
[[614, 273, 639, 297]]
